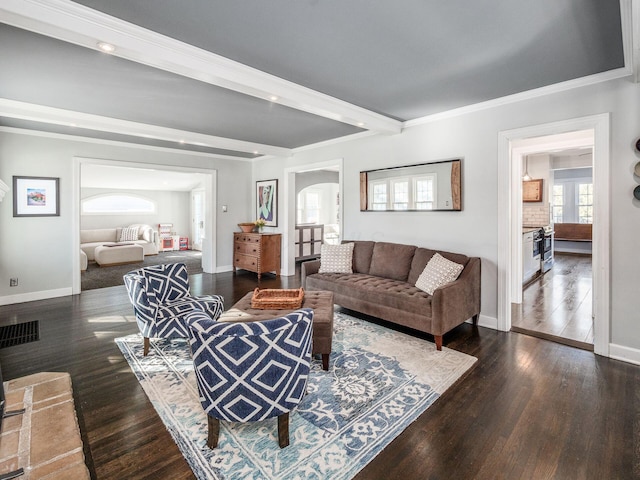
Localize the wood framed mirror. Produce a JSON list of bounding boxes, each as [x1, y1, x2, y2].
[[360, 159, 461, 211]]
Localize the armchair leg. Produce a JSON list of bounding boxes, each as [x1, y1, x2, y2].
[[207, 415, 220, 449], [435, 335, 443, 351], [278, 413, 290, 448], [143, 337, 150, 356]]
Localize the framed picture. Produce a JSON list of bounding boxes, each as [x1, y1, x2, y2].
[[13, 176, 60, 217], [256, 179, 277, 227]]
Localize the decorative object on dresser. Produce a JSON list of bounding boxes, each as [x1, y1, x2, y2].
[[233, 232, 281, 280], [238, 222, 255, 233]]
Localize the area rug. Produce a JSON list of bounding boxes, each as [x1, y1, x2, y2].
[[115, 310, 477, 480]]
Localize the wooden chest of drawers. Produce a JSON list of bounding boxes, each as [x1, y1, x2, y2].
[[233, 233, 281, 279]]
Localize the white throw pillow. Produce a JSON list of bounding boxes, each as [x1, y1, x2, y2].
[[415, 253, 464, 295], [319, 243, 354, 274], [119, 226, 139, 242]]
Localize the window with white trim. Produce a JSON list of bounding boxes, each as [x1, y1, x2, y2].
[[368, 174, 436, 210], [552, 177, 593, 224]]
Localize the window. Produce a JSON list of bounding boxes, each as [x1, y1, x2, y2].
[[82, 194, 156, 214], [370, 181, 388, 210], [368, 174, 436, 210], [552, 184, 564, 223], [551, 176, 592, 224], [578, 183, 593, 224], [297, 190, 321, 224], [391, 178, 409, 210], [414, 176, 435, 210]]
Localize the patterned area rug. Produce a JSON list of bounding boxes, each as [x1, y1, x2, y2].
[[115, 310, 477, 480]]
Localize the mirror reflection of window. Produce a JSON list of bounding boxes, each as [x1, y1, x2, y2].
[[362, 159, 458, 211]]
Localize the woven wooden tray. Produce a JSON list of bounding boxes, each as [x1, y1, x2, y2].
[[251, 287, 304, 310]]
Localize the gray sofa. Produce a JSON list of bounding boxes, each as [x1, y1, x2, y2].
[[302, 240, 481, 350], [80, 224, 158, 261]]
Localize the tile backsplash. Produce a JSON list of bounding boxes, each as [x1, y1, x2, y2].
[[523, 204, 551, 225]]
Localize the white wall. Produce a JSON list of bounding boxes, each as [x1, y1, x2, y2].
[[0, 132, 253, 301], [81, 187, 191, 237], [255, 76, 640, 354]]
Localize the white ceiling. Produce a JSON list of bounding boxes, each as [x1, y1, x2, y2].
[[0, 0, 634, 160]]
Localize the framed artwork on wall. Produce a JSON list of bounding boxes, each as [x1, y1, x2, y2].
[[13, 176, 60, 217], [256, 179, 277, 227]]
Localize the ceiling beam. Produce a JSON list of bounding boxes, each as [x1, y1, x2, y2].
[[0, 99, 293, 157], [0, 0, 403, 135]]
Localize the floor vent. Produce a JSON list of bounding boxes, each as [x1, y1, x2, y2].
[[0, 321, 40, 349]]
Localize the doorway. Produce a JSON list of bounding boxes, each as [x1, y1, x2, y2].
[[192, 188, 205, 251], [282, 159, 343, 276], [496, 114, 610, 357], [72, 157, 217, 294], [511, 144, 595, 350]]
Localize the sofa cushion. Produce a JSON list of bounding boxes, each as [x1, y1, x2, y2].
[[369, 242, 416, 281], [306, 272, 433, 317], [119, 226, 139, 242], [415, 253, 464, 295], [80, 228, 117, 244], [319, 243, 354, 274], [408, 248, 470, 284], [344, 241, 375, 274]]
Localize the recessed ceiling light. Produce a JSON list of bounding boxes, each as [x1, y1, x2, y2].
[[269, 95, 279, 102], [97, 42, 116, 53], [357, 122, 366, 127], [179, 140, 185, 144], [253, 151, 259, 155]]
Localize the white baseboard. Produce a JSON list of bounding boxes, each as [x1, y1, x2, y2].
[[609, 343, 640, 366], [466, 314, 498, 330], [215, 264, 234, 273], [0, 288, 73, 306]]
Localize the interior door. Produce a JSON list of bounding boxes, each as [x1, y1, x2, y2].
[[191, 189, 205, 251]]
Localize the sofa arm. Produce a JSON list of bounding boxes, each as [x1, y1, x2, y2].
[[301, 260, 321, 288], [431, 257, 481, 336]]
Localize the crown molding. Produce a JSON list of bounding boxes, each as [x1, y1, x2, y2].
[[0, 0, 402, 135], [0, 99, 290, 157], [404, 67, 631, 129], [0, 126, 256, 161]]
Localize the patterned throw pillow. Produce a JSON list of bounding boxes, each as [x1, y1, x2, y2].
[[119, 226, 139, 242], [415, 253, 464, 295], [319, 243, 354, 274]]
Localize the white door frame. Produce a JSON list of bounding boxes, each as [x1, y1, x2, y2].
[[497, 114, 610, 356], [282, 159, 344, 276], [72, 157, 217, 294], [191, 188, 205, 251]]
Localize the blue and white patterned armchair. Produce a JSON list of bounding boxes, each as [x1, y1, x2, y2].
[[123, 263, 224, 356], [186, 308, 313, 448]]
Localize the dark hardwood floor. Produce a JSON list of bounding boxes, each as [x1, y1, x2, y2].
[[0, 269, 637, 479], [512, 253, 594, 350]]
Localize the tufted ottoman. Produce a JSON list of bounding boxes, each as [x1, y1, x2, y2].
[[219, 290, 334, 370], [94, 243, 144, 266]]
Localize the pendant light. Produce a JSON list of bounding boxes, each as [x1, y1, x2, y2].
[[522, 155, 532, 181]]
